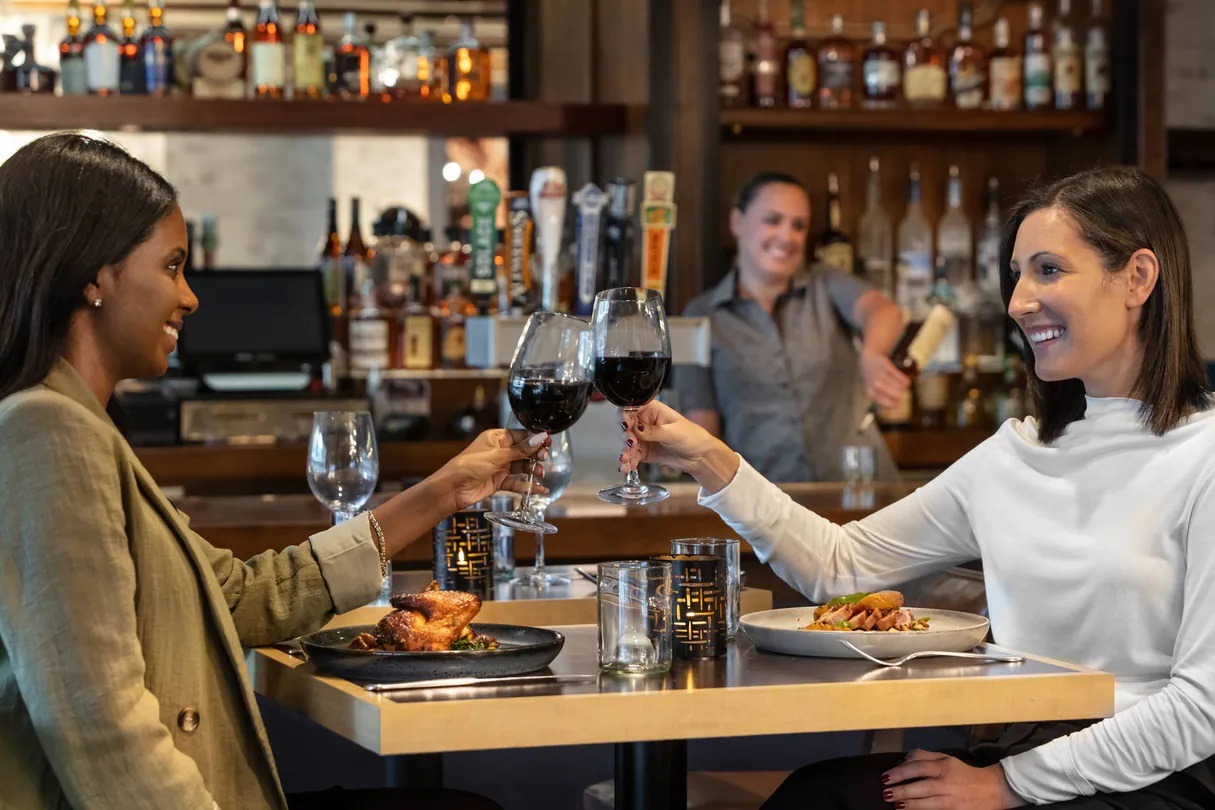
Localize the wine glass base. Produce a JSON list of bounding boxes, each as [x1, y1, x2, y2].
[[510, 572, 572, 589], [487, 510, 558, 535], [597, 483, 671, 506]]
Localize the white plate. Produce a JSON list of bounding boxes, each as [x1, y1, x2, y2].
[[740, 606, 990, 659]]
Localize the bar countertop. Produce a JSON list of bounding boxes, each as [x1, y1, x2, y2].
[[177, 481, 918, 563]]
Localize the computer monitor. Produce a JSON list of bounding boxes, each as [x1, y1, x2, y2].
[[177, 269, 329, 375]]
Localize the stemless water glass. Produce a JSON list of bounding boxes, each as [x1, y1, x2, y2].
[[515, 430, 573, 588], [591, 287, 673, 505], [597, 560, 673, 674], [306, 411, 383, 598], [487, 312, 594, 536]]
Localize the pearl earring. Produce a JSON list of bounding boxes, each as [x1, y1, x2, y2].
[[91, 299, 102, 308]]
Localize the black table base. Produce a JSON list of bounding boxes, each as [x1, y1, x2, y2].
[[614, 739, 687, 809], [384, 753, 444, 790]]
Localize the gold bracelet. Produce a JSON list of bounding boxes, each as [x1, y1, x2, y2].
[[367, 511, 388, 579]]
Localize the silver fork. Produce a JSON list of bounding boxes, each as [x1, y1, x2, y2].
[[840, 639, 1025, 667]]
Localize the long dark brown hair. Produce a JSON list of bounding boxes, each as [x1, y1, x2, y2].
[[0, 132, 177, 401], [999, 166, 1209, 444]]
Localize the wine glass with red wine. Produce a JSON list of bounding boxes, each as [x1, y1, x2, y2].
[[591, 287, 673, 505], [487, 312, 593, 538]]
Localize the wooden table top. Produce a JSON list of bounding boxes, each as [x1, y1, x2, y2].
[[248, 625, 1114, 757], [180, 481, 919, 564], [323, 569, 774, 631]]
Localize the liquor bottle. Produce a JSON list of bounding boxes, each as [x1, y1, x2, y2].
[[1052, 0, 1082, 110], [224, 0, 247, 80], [384, 14, 419, 99], [348, 279, 391, 377], [1085, 0, 1109, 110], [976, 177, 1002, 301], [342, 198, 372, 323], [987, 17, 1021, 110], [601, 178, 637, 291], [936, 166, 972, 289], [752, 0, 779, 108], [895, 164, 933, 320], [13, 25, 56, 94], [858, 156, 893, 295], [903, 9, 946, 108], [949, 2, 986, 110], [718, 0, 747, 108], [951, 354, 994, 429], [434, 227, 475, 369], [817, 172, 853, 274], [59, 0, 88, 96], [333, 12, 369, 99], [862, 20, 900, 109], [417, 28, 440, 101], [320, 197, 344, 317], [817, 14, 854, 109], [784, 0, 814, 108], [83, 0, 121, 96], [365, 22, 392, 100], [401, 262, 436, 371], [251, 0, 285, 98], [118, 0, 144, 94], [141, 0, 173, 97], [446, 16, 490, 102], [292, 0, 323, 99], [879, 303, 957, 429], [995, 354, 1028, 422], [1023, 3, 1051, 110]]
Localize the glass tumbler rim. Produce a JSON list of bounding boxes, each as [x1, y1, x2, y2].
[[598, 559, 671, 573]]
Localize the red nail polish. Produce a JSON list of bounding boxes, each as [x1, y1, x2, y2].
[[882, 790, 894, 801], [620, 421, 627, 430], [626, 438, 635, 446], [896, 804, 906, 810], [637, 423, 645, 432]]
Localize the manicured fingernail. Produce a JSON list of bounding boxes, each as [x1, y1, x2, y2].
[[620, 421, 628, 430], [880, 774, 890, 784], [896, 804, 906, 810], [626, 437, 635, 446], [882, 790, 894, 801], [528, 433, 547, 447], [636, 423, 645, 432]]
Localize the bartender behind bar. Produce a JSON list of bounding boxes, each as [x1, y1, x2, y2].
[[677, 172, 908, 482]]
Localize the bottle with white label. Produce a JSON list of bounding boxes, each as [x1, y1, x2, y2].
[[903, 9, 946, 108], [862, 21, 900, 108], [1023, 3, 1051, 110], [1052, 0, 1082, 110], [896, 163, 933, 321], [1085, 0, 1109, 110], [949, 3, 986, 110], [718, 0, 747, 107], [251, 0, 285, 98], [987, 18, 1021, 110], [817, 14, 854, 109], [83, 0, 120, 96]]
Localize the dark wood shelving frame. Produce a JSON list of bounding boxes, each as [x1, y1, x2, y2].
[[1168, 128, 1215, 172], [0, 95, 633, 137], [721, 107, 1111, 136]]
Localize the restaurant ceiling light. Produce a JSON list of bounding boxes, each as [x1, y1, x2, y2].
[[442, 161, 462, 182]]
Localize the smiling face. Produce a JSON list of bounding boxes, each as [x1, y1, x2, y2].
[[730, 182, 810, 287], [1008, 207, 1153, 398], [91, 205, 196, 380]]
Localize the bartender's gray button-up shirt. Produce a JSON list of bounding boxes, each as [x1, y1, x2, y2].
[[675, 265, 898, 483]]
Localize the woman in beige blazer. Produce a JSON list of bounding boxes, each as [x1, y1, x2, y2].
[[0, 134, 540, 809]]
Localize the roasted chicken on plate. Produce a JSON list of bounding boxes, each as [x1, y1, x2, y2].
[[348, 581, 500, 652], [800, 590, 930, 632]]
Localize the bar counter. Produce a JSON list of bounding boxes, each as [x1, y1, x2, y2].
[[176, 481, 920, 564]]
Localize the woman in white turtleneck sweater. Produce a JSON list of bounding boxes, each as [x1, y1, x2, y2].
[[622, 166, 1215, 810]]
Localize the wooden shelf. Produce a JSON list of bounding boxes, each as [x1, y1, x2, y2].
[[721, 107, 1110, 136], [0, 95, 634, 137], [882, 427, 992, 469], [1168, 128, 1215, 173]]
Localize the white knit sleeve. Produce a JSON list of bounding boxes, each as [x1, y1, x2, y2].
[[698, 446, 985, 604]]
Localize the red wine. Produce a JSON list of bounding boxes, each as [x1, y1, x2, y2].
[[507, 375, 592, 433], [593, 354, 671, 407]]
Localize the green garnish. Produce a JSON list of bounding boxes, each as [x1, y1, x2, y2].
[[824, 592, 871, 608], [449, 637, 492, 651], [832, 621, 852, 629]]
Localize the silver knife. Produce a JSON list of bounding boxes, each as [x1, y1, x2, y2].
[[364, 673, 596, 693]]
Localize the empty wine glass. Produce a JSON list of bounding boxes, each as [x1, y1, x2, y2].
[[306, 411, 383, 599], [487, 311, 594, 536], [515, 430, 573, 588], [591, 287, 672, 505]]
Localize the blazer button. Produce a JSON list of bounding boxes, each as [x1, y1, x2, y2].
[[178, 707, 201, 733]]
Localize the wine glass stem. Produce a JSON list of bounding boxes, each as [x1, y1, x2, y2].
[[332, 508, 358, 526], [518, 452, 540, 514], [533, 524, 546, 581], [623, 408, 642, 492]]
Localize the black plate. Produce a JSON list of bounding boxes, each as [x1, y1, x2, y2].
[[299, 623, 565, 683]]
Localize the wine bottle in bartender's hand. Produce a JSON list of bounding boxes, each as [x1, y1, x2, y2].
[[876, 303, 956, 429]]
